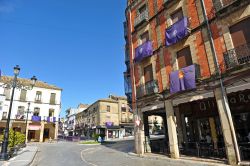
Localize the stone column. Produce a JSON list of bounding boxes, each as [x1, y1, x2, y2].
[[209, 117, 218, 149], [175, 107, 184, 147], [134, 110, 145, 155], [143, 114, 151, 153], [165, 100, 179, 159], [54, 122, 59, 139], [214, 88, 237, 165], [39, 122, 45, 142]]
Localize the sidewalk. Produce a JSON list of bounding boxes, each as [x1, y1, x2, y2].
[[0, 146, 38, 166], [128, 152, 229, 166]]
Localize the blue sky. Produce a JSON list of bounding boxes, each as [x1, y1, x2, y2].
[[0, 0, 127, 117]]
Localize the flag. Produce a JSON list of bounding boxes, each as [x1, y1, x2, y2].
[[170, 64, 196, 94], [134, 41, 153, 63], [166, 17, 189, 46]]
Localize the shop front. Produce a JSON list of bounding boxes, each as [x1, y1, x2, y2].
[[177, 89, 250, 161]]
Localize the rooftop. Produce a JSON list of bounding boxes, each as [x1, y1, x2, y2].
[[0, 76, 62, 91]]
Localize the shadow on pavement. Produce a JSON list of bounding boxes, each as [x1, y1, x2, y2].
[[100, 139, 134, 153]]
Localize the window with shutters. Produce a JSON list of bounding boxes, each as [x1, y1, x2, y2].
[[16, 106, 25, 119], [4, 88, 11, 100], [144, 64, 153, 83], [49, 109, 54, 117], [33, 107, 40, 116], [20, 89, 27, 102], [230, 17, 250, 48], [35, 91, 42, 102], [140, 31, 149, 44], [50, 93, 56, 104], [171, 8, 183, 25], [177, 46, 193, 69]]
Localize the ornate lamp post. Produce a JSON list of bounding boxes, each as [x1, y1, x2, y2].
[[0, 65, 37, 160]]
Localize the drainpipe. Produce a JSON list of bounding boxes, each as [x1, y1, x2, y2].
[[199, 0, 241, 164]]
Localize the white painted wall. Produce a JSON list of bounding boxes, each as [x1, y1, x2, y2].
[[0, 82, 62, 122]]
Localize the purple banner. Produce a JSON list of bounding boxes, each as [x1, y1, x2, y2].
[[47, 117, 56, 122], [170, 64, 196, 94], [105, 122, 113, 127], [134, 41, 153, 63], [32, 116, 41, 122], [166, 17, 189, 46]]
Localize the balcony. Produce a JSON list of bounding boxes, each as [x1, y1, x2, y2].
[[134, 41, 153, 63], [32, 116, 41, 122], [214, 0, 249, 17], [223, 43, 250, 70], [163, 0, 179, 7], [15, 114, 25, 120], [136, 80, 159, 98], [166, 17, 190, 47], [47, 117, 56, 123], [134, 10, 149, 28]]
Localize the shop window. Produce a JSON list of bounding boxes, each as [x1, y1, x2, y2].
[[233, 113, 250, 143], [144, 64, 153, 83], [0, 127, 4, 134], [171, 8, 183, 25], [20, 89, 27, 102], [177, 46, 193, 69]]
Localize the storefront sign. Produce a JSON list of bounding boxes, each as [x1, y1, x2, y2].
[[28, 125, 41, 130]]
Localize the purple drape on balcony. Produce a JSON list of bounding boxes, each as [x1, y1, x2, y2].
[[47, 117, 56, 122], [134, 41, 153, 63], [32, 116, 41, 122], [166, 17, 189, 46], [170, 64, 196, 94], [105, 122, 113, 127]]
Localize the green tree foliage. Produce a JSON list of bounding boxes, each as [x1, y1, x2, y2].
[[0, 129, 25, 148]]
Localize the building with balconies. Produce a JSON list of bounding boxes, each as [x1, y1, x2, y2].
[[0, 76, 62, 142], [76, 95, 133, 140], [124, 0, 250, 164]]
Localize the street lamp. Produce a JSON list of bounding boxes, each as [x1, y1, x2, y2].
[[0, 65, 37, 160], [24, 102, 31, 144]]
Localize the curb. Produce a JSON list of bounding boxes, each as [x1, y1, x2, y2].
[[127, 152, 228, 166], [27, 147, 38, 166]]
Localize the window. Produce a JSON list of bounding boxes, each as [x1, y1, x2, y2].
[[20, 89, 27, 102], [35, 91, 42, 102], [50, 93, 56, 104], [230, 17, 250, 48], [107, 105, 111, 112], [49, 109, 54, 117], [144, 64, 153, 83], [177, 46, 193, 69], [171, 8, 183, 25], [139, 4, 146, 14], [33, 107, 40, 116], [140, 31, 149, 44], [2, 112, 7, 120], [92, 116, 95, 123], [16, 106, 25, 119], [121, 104, 127, 112], [4, 88, 10, 100]]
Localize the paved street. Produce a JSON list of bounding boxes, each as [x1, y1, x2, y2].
[[30, 140, 182, 166]]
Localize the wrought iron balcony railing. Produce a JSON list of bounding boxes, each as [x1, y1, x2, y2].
[[213, 0, 249, 16], [223, 43, 250, 69], [136, 80, 159, 98], [134, 10, 149, 28]]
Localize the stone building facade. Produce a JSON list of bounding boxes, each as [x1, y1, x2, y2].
[[124, 0, 250, 164], [75, 95, 134, 140]]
